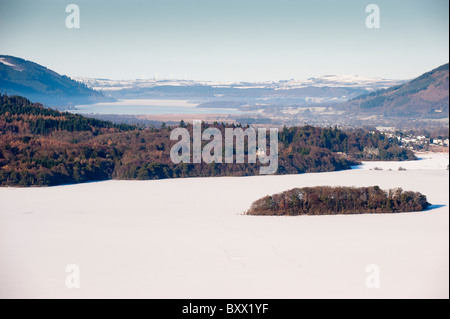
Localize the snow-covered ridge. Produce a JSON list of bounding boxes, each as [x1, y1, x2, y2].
[[71, 75, 405, 91], [275, 75, 405, 90]]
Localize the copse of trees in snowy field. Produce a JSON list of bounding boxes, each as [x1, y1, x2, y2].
[[246, 186, 430, 216]]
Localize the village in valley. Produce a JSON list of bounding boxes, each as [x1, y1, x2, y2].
[[373, 127, 450, 152]]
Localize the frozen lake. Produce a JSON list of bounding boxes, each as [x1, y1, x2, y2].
[[70, 99, 244, 115], [0, 153, 448, 298]]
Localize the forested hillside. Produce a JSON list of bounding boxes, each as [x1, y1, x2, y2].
[[0, 55, 112, 107], [0, 95, 415, 186], [346, 63, 449, 118]]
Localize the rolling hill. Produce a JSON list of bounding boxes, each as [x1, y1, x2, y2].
[[345, 63, 449, 118], [0, 55, 113, 109]]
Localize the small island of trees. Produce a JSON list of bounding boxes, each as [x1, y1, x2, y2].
[[246, 186, 430, 216]]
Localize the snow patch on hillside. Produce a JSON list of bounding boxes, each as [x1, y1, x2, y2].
[[0, 57, 22, 71]]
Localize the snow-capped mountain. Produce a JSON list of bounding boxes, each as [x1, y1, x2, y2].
[[72, 75, 404, 92], [70, 74, 406, 105], [275, 75, 405, 90]]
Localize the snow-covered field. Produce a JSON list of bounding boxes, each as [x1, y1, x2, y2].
[[0, 153, 448, 299], [353, 152, 449, 171]]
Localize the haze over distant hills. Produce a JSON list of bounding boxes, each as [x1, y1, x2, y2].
[[71, 63, 448, 129], [1, 55, 447, 128], [74, 74, 402, 91], [0, 55, 406, 112], [344, 63, 449, 119], [0, 55, 113, 108], [72, 74, 403, 106]]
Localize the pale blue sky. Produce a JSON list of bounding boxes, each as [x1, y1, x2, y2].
[[0, 0, 448, 81]]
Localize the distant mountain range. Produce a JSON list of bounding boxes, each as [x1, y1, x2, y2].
[[1, 55, 447, 123], [73, 74, 403, 91], [275, 75, 404, 90], [345, 63, 449, 118], [0, 55, 113, 108], [72, 74, 404, 109]]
